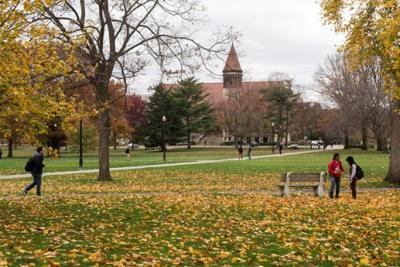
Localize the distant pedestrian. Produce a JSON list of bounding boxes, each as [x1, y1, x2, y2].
[[238, 144, 243, 160], [327, 152, 344, 198], [23, 146, 45, 196], [330, 143, 333, 149], [0, 148, 2, 159], [247, 144, 253, 160], [317, 143, 321, 150], [346, 156, 363, 199], [278, 143, 283, 155], [125, 147, 130, 160], [323, 144, 328, 151], [204, 139, 207, 147]]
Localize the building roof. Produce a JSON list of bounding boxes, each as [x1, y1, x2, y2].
[[223, 44, 242, 73], [163, 43, 277, 107], [204, 81, 275, 105], [165, 81, 275, 106]]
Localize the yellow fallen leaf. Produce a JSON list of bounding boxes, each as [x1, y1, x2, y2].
[[360, 257, 370, 265]]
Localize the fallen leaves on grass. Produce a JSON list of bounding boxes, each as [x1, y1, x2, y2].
[[0, 191, 399, 266], [0, 169, 392, 197]]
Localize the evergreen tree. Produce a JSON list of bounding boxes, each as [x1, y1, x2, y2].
[[145, 84, 184, 148], [173, 78, 215, 149]]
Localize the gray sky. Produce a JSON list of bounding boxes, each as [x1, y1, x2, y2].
[[133, 0, 343, 98]]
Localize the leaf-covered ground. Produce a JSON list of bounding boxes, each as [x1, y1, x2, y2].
[[0, 192, 399, 266], [0, 149, 397, 266], [0, 168, 395, 197]]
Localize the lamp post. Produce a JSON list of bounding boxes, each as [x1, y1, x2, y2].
[[162, 115, 167, 161], [79, 118, 83, 169], [272, 122, 275, 153]]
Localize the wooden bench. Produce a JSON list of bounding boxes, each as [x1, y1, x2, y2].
[[278, 172, 325, 197]]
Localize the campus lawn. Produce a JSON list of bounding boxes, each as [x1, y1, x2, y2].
[[0, 192, 399, 266], [173, 149, 392, 188], [0, 149, 399, 266], [0, 149, 394, 193], [0, 146, 280, 175]]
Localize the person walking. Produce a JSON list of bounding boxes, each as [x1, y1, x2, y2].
[[238, 144, 243, 160], [247, 143, 253, 160], [346, 156, 358, 199], [278, 143, 283, 155], [125, 147, 131, 160], [23, 147, 45, 196], [327, 152, 344, 198], [0, 148, 2, 159]]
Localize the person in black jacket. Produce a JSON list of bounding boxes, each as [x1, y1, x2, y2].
[[23, 147, 45, 196]]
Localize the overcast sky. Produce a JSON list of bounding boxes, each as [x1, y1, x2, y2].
[[133, 0, 343, 98]]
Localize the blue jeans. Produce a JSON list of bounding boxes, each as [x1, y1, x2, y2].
[[25, 173, 42, 196], [329, 175, 340, 198]]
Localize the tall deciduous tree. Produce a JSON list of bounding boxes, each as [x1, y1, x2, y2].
[[36, 0, 234, 180], [217, 88, 265, 145], [321, 0, 399, 182], [262, 73, 300, 146], [173, 78, 215, 149], [126, 95, 147, 144], [0, 1, 76, 157]]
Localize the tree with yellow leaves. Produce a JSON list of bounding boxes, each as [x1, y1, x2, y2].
[[0, 1, 77, 157], [321, 0, 400, 183]]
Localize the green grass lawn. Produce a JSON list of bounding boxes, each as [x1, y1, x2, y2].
[[174, 150, 391, 187], [0, 192, 399, 266], [0, 146, 280, 175], [0, 149, 398, 266]]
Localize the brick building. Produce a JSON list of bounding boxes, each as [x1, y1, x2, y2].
[[167, 44, 287, 145]]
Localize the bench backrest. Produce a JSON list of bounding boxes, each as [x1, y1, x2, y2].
[[281, 172, 325, 184]]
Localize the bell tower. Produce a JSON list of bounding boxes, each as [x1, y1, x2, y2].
[[223, 44, 243, 94]]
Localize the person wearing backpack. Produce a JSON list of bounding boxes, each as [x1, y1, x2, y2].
[[23, 147, 45, 196], [346, 156, 363, 199], [327, 153, 344, 198]]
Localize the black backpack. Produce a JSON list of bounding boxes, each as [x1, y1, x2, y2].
[[356, 164, 364, 180], [25, 158, 35, 172]]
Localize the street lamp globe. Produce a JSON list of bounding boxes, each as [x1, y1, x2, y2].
[[162, 115, 166, 122]]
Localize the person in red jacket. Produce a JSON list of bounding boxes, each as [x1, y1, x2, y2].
[[328, 153, 344, 198]]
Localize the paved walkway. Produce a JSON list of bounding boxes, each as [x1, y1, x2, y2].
[[0, 149, 324, 180]]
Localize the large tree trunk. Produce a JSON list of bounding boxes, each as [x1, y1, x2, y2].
[[113, 132, 117, 150], [361, 121, 368, 151], [285, 110, 289, 147], [95, 73, 112, 181], [386, 105, 400, 183], [344, 129, 350, 149], [373, 123, 389, 153], [377, 138, 383, 151], [7, 137, 13, 158], [187, 130, 191, 149], [98, 107, 112, 181]]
